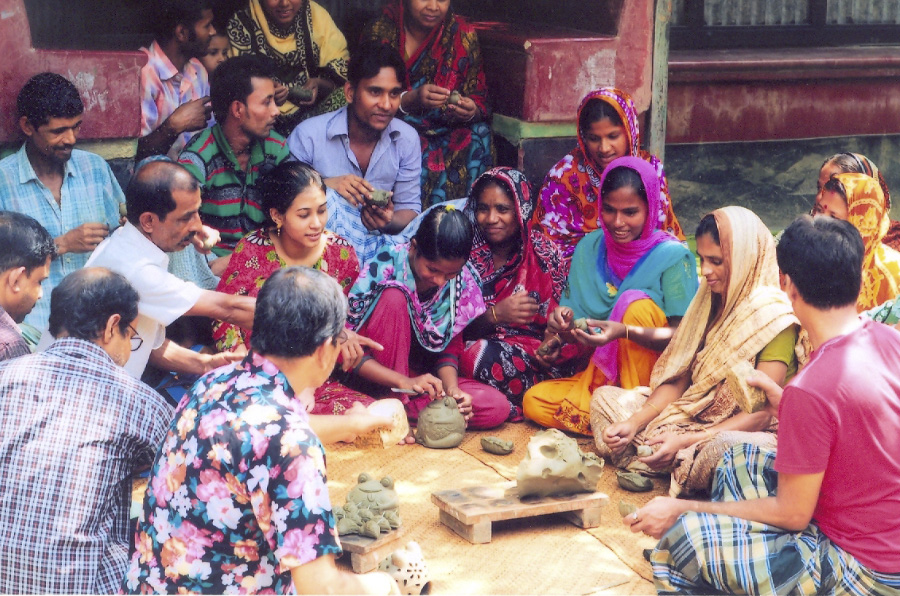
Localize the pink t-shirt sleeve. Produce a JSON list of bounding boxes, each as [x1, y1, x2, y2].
[[774, 386, 834, 475]]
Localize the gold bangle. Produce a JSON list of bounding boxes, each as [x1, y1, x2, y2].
[[491, 306, 498, 324], [645, 401, 661, 416], [624, 325, 630, 341]]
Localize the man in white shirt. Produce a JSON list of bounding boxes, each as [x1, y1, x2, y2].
[[86, 160, 253, 378]]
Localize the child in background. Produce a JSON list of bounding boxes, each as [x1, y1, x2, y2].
[[200, 33, 228, 74]]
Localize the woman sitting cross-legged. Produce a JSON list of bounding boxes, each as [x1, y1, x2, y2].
[[212, 161, 375, 415], [346, 205, 510, 431], [522, 156, 698, 435], [457, 167, 578, 413], [592, 206, 800, 497]]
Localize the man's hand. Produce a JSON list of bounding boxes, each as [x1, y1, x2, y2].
[[360, 199, 394, 232], [325, 174, 374, 207], [626, 496, 691, 539], [340, 330, 383, 372], [191, 225, 220, 255], [746, 369, 784, 417], [273, 82, 290, 106], [166, 96, 212, 134], [493, 291, 539, 326], [56, 222, 110, 254], [201, 350, 243, 372]]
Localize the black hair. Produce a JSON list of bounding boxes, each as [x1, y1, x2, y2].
[[695, 213, 720, 245], [210, 54, 277, 124], [821, 152, 866, 175], [260, 162, 327, 228], [153, 0, 213, 42], [600, 165, 647, 204], [471, 175, 514, 206], [579, 97, 624, 134], [347, 42, 407, 88], [126, 160, 199, 225], [0, 211, 56, 274], [776, 215, 863, 309], [251, 267, 346, 357], [822, 177, 849, 205], [48, 268, 139, 340], [16, 72, 83, 128], [413, 205, 474, 261]]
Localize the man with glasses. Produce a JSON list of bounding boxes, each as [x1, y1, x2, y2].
[[0, 267, 173, 594]]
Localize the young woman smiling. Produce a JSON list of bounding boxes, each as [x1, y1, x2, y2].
[[522, 156, 698, 435]]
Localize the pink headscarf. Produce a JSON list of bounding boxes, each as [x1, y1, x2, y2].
[[598, 155, 671, 282]]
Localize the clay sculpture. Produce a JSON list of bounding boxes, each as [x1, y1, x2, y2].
[[618, 500, 638, 517], [616, 470, 653, 492], [572, 317, 591, 332], [516, 428, 604, 498], [379, 541, 432, 595], [287, 84, 315, 104], [636, 445, 654, 458], [415, 396, 466, 449], [368, 189, 392, 207], [447, 90, 461, 106], [480, 436, 513, 455], [335, 474, 402, 537], [355, 398, 409, 448], [726, 359, 768, 413]]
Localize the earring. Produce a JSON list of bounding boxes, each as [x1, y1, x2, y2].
[[276, 225, 282, 237]]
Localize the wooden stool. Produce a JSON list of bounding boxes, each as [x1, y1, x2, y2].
[[340, 526, 409, 573]]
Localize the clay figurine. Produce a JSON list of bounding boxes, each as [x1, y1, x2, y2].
[[572, 317, 591, 333], [726, 359, 768, 413], [287, 84, 315, 104], [618, 500, 637, 517], [516, 428, 604, 498], [347, 473, 399, 516], [118, 202, 128, 218], [617, 470, 653, 493], [480, 436, 514, 455], [536, 334, 562, 357], [379, 541, 432, 596], [368, 189, 392, 207], [415, 396, 466, 449], [447, 90, 461, 106]]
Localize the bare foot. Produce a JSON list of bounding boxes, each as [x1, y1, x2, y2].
[[398, 431, 417, 445]]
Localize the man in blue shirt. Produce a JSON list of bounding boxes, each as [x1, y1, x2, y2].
[[0, 73, 124, 335], [288, 43, 422, 263]]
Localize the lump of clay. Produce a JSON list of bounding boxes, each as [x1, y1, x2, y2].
[[118, 202, 128, 218], [287, 84, 314, 103], [516, 428, 604, 498], [572, 318, 591, 332], [415, 396, 466, 449], [618, 500, 637, 517], [368, 189, 392, 207], [617, 471, 653, 493], [636, 445, 654, 458], [481, 436, 513, 455], [447, 90, 461, 105], [726, 360, 768, 413], [536, 334, 561, 357], [379, 541, 431, 596]]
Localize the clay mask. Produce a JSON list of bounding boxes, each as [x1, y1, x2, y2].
[[516, 429, 604, 498]]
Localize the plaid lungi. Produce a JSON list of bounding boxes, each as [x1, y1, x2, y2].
[[652, 444, 900, 595]]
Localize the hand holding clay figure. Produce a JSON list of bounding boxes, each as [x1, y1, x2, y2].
[[411, 83, 450, 111], [641, 431, 691, 470], [746, 369, 783, 417], [534, 333, 563, 367], [325, 174, 375, 207], [547, 306, 575, 336], [446, 95, 478, 122], [192, 225, 220, 254], [273, 81, 290, 106], [340, 330, 383, 372], [602, 419, 638, 456], [447, 387, 474, 421], [625, 496, 690, 539], [343, 401, 397, 441], [493, 291, 539, 326], [360, 198, 394, 232], [572, 318, 624, 347]]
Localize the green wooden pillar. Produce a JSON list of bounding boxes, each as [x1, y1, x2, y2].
[[649, 0, 673, 162]]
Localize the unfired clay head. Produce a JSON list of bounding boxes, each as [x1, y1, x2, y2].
[[516, 429, 604, 498], [415, 396, 466, 449]]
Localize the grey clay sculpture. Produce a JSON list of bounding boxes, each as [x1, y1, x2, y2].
[[368, 189, 392, 207], [415, 396, 466, 449], [617, 470, 654, 492], [516, 428, 604, 498], [336, 473, 402, 537]]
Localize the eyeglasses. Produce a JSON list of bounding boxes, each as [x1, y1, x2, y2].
[[129, 325, 144, 352]]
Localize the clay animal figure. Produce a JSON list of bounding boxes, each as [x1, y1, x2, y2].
[[447, 90, 461, 106], [415, 396, 466, 449], [379, 541, 432, 595], [617, 470, 653, 492], [347, 473, 400, 516], [618, 500, 637, 517], [481, 436, 513, 455], [636, 445, 654, 458], [516, 428, 604, 498]]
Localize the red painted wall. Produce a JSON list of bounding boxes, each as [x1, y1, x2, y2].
[[0, 0, 146, 143]]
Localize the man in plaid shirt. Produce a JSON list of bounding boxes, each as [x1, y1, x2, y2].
[[0, 268, 173, 593]]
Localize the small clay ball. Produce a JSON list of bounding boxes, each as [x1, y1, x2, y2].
[[618, 500, 638, 517]]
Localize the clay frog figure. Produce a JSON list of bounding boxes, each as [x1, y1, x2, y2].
[[415, 396, 466, 449], [346, 473, 400, 516], [516, 428, 604, 498]]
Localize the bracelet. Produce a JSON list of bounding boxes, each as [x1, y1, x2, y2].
[[464, 108, 477, 122], [624, 325, 630, 341], [645, 401, 661, 416], [398, 90, 409, 115], [491, 306, 498, 324]]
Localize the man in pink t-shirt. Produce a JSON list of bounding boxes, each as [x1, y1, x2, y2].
[[628, 215, 900, 594]]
